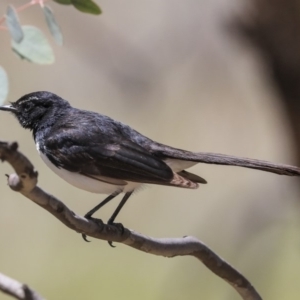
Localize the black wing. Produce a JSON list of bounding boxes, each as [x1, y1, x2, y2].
[[43, 126, 174, 185]]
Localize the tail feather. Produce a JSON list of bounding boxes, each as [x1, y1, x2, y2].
[[151, 144, 300, 177], [178, 170, 207, 184], [170, 172, 199, 189]]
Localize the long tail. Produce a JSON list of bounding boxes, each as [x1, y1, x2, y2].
[[151, 144, 300, 176]]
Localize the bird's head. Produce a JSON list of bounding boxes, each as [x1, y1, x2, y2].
[[0, 91, 70, 130]]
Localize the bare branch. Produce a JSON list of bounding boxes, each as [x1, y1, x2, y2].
[[0, 140, 262, 300], [0, 272, 45, 300]]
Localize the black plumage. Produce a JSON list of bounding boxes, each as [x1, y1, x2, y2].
[[1, 91, 300, 243]]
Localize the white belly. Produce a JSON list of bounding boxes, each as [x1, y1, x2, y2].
[[37, 146, 140, 194], [36, 144, 195, 195]]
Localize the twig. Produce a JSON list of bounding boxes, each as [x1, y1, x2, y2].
[[0, 272, 45, 300], [0, 0, 51, 27], [0, 140, 262, 300]]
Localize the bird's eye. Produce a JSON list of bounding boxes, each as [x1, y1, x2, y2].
[[22, 102, 31, 112], [43, 102, 51, 108]]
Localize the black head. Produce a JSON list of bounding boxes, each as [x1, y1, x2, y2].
[[0, 91, 71, 130]]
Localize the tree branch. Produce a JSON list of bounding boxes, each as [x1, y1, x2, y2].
[[0, 140, 262, 300], [0, 272, 45, 300]]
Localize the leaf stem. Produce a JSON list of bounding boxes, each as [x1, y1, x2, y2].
[[17, 0, 37, 13], [0, 0, 51, 26]]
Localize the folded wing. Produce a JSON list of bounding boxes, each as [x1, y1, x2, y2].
[[43, 127, 175, 186]]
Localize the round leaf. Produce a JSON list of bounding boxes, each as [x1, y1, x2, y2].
[[6, 5, 24, 43], [12, 26, 55, 65], [0, 67, 9, 105], [71, 0, 101, 15], [43, 6, 63, 45]]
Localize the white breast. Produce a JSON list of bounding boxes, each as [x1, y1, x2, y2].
[[36, 142, 141, 194]]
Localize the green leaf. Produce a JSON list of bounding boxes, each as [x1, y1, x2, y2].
[[0, 67, 9, 105], [71, 0, 101, 15], [43, 6, 63, 45], [53, 0, 72, 5], [6, 5, 24, 43], [12, 26, 55, 65]]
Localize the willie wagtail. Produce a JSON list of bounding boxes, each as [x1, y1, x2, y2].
[[1, 91, 300, 242]]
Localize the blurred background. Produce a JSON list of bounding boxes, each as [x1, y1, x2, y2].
[[1, 0, 300, 299]]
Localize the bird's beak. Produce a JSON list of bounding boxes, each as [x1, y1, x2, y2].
[[0, 105, 17, 112]]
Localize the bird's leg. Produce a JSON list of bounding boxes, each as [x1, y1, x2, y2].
[[82, 190, 121, 242], [107, 191, 133, 225], [84, 191, 121, 219], [107, 191, 133, 247]]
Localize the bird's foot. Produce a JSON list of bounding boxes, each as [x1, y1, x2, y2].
[[82, 233, 90, 242], [107, 220, 125, 247], [81, 216, 104, 243]]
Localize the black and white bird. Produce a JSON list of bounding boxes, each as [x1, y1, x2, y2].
[[1, 91, 300, 239]]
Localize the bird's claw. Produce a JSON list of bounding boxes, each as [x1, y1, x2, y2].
[[82, 233, 91, 242], [81, 215, 124, 247], [81, 216, 104, 243], [107, 221, 125, 247], [108, 241, 116, 248]]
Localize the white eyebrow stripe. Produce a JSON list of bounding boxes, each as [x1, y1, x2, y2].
[[17, 96, 39, 104]]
